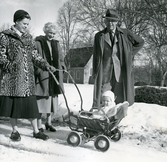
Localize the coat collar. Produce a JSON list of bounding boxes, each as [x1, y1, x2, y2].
[[102, 26, 124, 34], [2, 25, 29, 39], [101, 27, 123, 46], [36, 35, 58, 44]]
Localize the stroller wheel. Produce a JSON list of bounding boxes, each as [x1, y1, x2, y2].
[[110, 128, 121, 142], [94, 135, 110, 152], [67, 131, 82, 147]]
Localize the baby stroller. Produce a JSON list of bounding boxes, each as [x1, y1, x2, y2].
[[49, 70, 128, 152]]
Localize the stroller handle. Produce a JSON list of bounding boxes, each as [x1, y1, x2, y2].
[[48, 69, 84, 112], [48, 70, 59, 85]]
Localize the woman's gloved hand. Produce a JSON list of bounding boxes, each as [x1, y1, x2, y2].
[[46, 65, 56, 73]]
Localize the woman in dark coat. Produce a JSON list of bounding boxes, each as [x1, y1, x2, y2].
[[92, 9, 144, 110], [35, 22, 66, 132], [0, 10, 55, 141]]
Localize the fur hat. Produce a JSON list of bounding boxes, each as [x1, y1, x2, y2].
[[13, 9, 31, 22], [102, 90, 115, 101]]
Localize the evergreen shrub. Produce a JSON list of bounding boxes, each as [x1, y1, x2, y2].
[[135, 86, 167, 106]]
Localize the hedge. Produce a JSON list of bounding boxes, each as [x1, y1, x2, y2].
[[135, 86, 167, 106]]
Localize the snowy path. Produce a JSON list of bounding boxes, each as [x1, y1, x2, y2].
[[0, 122, 167, 162], [0, 84, 167, 161]]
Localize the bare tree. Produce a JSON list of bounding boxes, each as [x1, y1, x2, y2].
[[0, 23, 11, 32], [142, 0, 167, 86], [56, 0, 167, 86], [56, 0, 95, 74], [77, 0, 118, 31], [56, 0, 81, 55]]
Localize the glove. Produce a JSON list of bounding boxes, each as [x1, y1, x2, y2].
[[46, 65, 56, 73]]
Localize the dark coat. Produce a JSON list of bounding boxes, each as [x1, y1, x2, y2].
[[35, 36, 66, 96], [92, 27, 144, 108]]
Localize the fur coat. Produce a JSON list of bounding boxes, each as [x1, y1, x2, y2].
[[0, 27, 49, 97]]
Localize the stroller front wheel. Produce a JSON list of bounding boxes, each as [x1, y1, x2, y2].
[[94, 135, 110, 152], [67, 131, 82, 146]]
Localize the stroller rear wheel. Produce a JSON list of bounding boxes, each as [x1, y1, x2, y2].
[[94, 135, 110, 152], [67, 131, 82, 146], [110, 128, 121, 141]]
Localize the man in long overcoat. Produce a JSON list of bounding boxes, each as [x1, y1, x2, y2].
[[92, 9, 144, 109]]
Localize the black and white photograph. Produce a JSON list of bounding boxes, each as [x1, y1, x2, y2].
[[0, 0, 167, 161]]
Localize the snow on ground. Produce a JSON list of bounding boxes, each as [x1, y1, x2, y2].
[[0, 83, 167, 161], [56, 84, 167, 152]]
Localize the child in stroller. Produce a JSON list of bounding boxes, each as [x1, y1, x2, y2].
[[48, 70, 128, 151], [65, 90, 128, 121], [66, 90, 129, 152], [91, 90, 129, 120], [91, 90, 117, 119]]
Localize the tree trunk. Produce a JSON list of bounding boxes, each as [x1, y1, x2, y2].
[[161, 71, 167, 86]]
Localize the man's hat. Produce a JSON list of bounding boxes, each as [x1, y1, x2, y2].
[[102, 9, 119, 22]]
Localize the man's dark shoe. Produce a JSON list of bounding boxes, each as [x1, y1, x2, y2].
[[10, 131, 21, 141], [33, 132, 49, 140]]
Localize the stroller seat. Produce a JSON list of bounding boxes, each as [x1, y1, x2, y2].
[[77, 101, 129, 131]]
